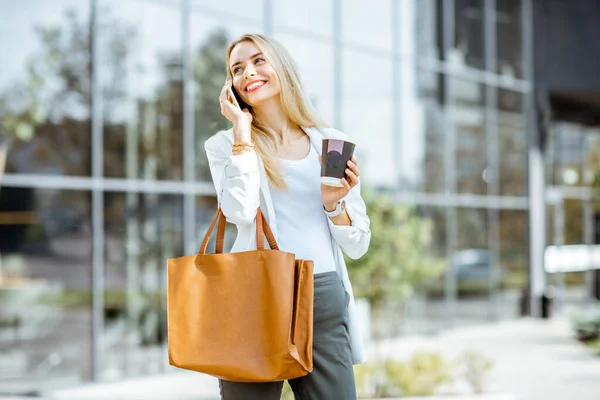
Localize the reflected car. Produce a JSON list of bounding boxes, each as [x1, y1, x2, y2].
[[450, 249, 504, 293]]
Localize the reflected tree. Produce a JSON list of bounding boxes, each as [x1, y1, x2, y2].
[[194, 28, 231, 181], [345, 190, 446, 338], [0, 8, 133, 177]]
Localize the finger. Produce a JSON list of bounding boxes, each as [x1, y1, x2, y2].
[[220, 80, 234, 103], [346, 168, 359, 186], [318, 155, 322, 166], [347, 160, 360, 177], [341, 177, 351, 191], [350, 156, 358, 166]]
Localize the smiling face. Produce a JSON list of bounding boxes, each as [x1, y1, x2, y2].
[[229, 40, 281, 108]]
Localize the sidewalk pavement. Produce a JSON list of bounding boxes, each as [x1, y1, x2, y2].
[[7, 317, 597, 399], [370, 317, 600, 400]]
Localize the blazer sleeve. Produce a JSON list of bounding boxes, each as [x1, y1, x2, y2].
[[204, 134, 260, 226], [326, 179, 371, 259], [321, 129, 371, 259]]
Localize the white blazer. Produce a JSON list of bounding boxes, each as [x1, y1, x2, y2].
[[204, 125, 371, 364]]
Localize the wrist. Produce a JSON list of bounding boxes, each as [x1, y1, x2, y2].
[[323, 202, 337, 212], [233, 125, 251, 143]]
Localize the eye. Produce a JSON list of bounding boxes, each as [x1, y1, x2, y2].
[[255, 57, 265, 64], [233, 66, 242, 74]]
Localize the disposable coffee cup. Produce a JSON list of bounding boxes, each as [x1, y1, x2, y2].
[[320, 139, 356, 187]]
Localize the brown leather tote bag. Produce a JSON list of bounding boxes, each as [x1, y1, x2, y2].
[[167, 208, 314, 382]]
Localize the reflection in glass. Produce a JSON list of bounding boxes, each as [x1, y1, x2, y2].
[[548, 122, 585, 186], [190, 17, 263, 182], [273, 0, 331, 38], [103, 192, 183, 379], [343, 0, 392, 51], [413, 70, 445, 193], [414, 0, 442, 60], [496, 0, 522, 78], [498, 210, 528, 318], [498, 110, 527, 196], [275, 35, 335, 126], [192, 0, 264, 23], [0, 189, 92, 393], [342, 50, 394, 188], [454, 207, 494, 324], [584, 129, 600, 187], [449, 79, 486, 195], [100, 0, 183, 180], [1, 2, 91, 176], [452, 0, 484, 70], [402, 206, 448, 335]]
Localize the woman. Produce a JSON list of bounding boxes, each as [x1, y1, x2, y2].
[[205, 33, 371, 400]]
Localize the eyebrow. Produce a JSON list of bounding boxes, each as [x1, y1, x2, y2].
[[230, 52, 264, 70]]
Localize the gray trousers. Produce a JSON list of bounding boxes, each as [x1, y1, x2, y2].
[[218, 271, 357, 400]]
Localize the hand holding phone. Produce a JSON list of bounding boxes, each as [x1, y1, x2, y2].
[[220, 80, 252, 142], [227, 87, 241, 110]]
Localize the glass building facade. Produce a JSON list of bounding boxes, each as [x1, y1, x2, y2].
[[0, 0, 596, 395]]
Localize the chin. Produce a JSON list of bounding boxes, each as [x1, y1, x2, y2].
[[249, 93, 279, 107]]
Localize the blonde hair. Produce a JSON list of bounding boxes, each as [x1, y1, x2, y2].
[[225, 34, 327, 189]]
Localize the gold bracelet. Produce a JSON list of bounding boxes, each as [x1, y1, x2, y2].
[[232, 147, 254, 154], [232, 141, 254, 149]]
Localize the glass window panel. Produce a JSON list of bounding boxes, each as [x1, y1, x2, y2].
[[497, 90, 527, 196], [99, 0, 183, 180], [0, 189, 92, 393], [192, 0, 263, 23], [451, 0, 484, 70], [342, 50, 394, 189], [549, 122, 585, 186], [404, 70, 446, 193], [273, 0, 332, 38], [496, 0, 523, 79], [497, 210, 528, 320], [274, 34, 335, 126], [401, 206, 448, 335], [449, 79, 486, 195], [103, 192, 183, 379], [0, 1, 91, 176], [564, 199, 583, 245], [582, 127, 600, 187], [191, 16, 263, 182], [413, 0, 442, 60], [454, 207, 493, 324], [343, 0, 393, 52]]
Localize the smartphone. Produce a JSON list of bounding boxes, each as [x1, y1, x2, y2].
[[228, 86, 249, 111], [227, 87, 241, 110]]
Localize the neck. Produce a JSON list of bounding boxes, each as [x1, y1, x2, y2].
[[253, 98, 302, 144]]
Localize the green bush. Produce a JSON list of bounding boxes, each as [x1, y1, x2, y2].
[[588, 340, 600, 357], [572, 304, 600, 342], [354, 349, 496, 398], [459, 350, 494, 394], [354, 352, 454, 398]]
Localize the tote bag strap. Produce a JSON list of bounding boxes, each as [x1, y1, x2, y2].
[[198, 208, 278, 255], [255, 208, 279, 250]]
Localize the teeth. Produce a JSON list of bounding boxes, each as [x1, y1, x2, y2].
[[246, 81, 265, 91]]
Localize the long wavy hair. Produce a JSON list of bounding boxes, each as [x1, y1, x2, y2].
[[225, 34, 327, 189]]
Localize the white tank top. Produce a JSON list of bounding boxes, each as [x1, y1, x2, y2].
[[269, 145, 337, 274]]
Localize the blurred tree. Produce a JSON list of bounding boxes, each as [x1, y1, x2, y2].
[[0, 8, 133, 176], [194, 28, 231, 181], [345, 189, 446, 336]]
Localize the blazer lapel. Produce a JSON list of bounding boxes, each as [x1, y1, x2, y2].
[[302, 126, 325, 156]]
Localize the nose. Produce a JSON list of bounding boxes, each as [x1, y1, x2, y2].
[[244, 64, 257, 80]]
